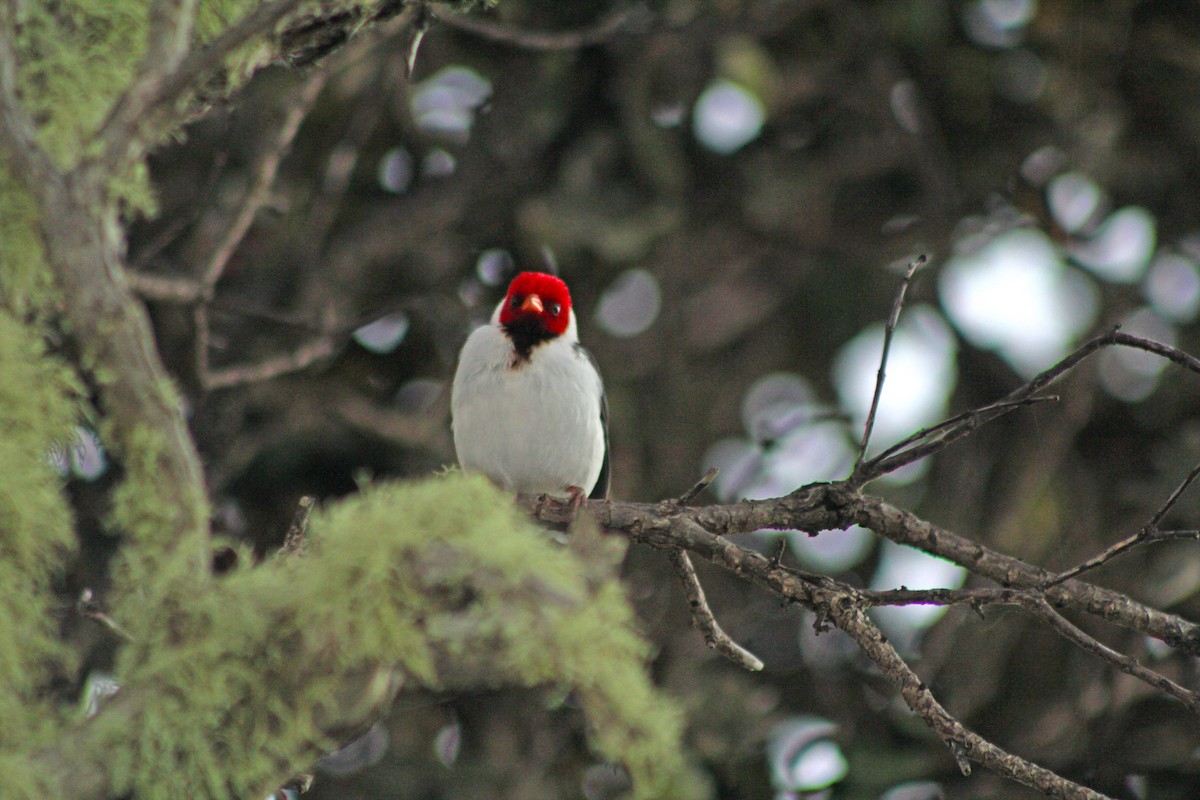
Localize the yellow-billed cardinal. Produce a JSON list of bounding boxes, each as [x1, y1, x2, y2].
[[451, 271, 610, 502]]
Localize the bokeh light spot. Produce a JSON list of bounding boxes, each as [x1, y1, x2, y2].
[[788, 526, 875, 574], [889, 80, 922, 134], [476, 249, 514, 286], [939, 228, 1099, 377], [767, 717, 848, 792], [353, 312, 410, 354], [422, 148, 457, 177], [742, 372, 815, 444], [1144, 252, 1200, 322], [411, 66, 492, 142], [832, 305, 957, 461], [692, 79, 765, 155], [1047, 171, 1103, 233], [595, 269, 661, 338], [378, 147, 413, 194], [963, 0, 1037, 48], [1070, 206, 1156, 283], [879, 780, 946, 800], [66, 426, 108, 481]]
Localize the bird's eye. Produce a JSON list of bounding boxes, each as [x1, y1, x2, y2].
[[510, 295, 522, 309], [548, 302, 561, 316]]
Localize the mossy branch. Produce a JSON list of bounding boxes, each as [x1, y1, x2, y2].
[[22, 477, 701, 800]]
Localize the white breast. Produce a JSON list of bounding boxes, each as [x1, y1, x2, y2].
[[451, 315, 605, 497]]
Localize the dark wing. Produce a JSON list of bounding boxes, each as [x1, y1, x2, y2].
[[577, 343, 611, 500]]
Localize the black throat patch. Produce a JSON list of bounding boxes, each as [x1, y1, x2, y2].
[[503, 317, 556, 366]]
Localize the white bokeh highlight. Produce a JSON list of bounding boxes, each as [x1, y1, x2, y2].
[[939, 228, 1099, 377], [692, 79, 766, 155], [832, 304, 957, 458], [595, 269, 662, 338], [1070, 206, 1156, 284]]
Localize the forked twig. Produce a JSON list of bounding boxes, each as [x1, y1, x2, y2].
[[1046, 458, 1200, 587], [854, 395, 1059, 483], [1018, 594, 1200, 713], [854, 255, 926, 470], [857, 328, 1200, 484], [667, 549, 764, 672]]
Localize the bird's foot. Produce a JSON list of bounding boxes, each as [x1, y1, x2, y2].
[[565, 485, 587, 517]]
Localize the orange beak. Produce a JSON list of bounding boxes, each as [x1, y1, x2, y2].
[[520, 294, 544, 314]]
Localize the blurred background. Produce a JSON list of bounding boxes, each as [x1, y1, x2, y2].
[[69, 0, 1200, 797]]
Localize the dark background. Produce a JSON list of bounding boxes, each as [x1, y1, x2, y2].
[[101, 1, 1200, 797]]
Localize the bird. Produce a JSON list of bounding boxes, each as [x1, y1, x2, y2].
[[451, 271, 609, 503]]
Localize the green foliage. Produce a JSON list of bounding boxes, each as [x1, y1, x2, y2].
[[69, 475, 701, 799], [0, 312, 82, 752]]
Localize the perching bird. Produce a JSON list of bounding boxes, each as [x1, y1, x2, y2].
[[451, 271, 609, 502]]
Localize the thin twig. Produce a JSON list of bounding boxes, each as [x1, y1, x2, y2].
[[667, 549, 764, 672], [201, 69, 328, 289], [1046, 457, 1200, 587], [1018, 595, 1200, 714], [126, 271, 206, 303], [677, 467, 719, 505], [203, 336, 339, 390], [855, 254, 926, 469], [858, 395, 1058, 480], [78, 589, 136, 642], [280, 496, 316, 556], [822, 589, 1113, 799], [859, 328, 1200, 482], [192, 69, 328, 387]]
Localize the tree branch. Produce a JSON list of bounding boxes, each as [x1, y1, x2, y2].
[[0, 13, 211, 570], [521, 478, 1200, 797], [666, 549, 764, 672]]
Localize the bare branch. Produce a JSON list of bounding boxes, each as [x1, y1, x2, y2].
[[1047, 457, 1200, 587], [523, 481, 1200, 655], [855, 395, 1058, 482], [1018, 594, 1200, 714], [524, 491, 1117, 798], [667, 549, 764, 672], [203, 335, 340, 390], [855, 254, 925, 469], [201, 69, 328, 289], [96, 0, 309, 171], [849, 491, 1200, 653], [858, 329, 1200, 482], [822, 591, 1113, 800]]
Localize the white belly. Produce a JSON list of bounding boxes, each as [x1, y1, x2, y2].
[[451, 324, 605, 497]]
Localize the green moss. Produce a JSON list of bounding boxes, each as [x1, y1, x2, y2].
[[0, 168, 57, 316], [0, 312, 82, 754], [81, 475, 700, 799]]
